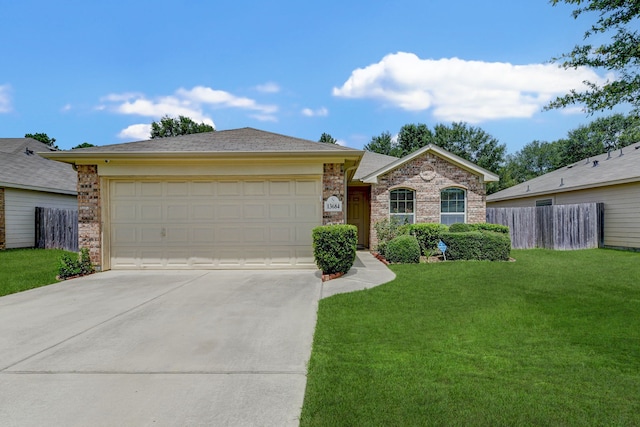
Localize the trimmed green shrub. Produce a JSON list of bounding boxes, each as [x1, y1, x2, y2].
[[312, 224, 358, 274], [373, 217, 408, 257], [448, 223, 475, 233], [440, 231, 511, 261], [474, 222, 510, 234], [404, 223, 449, 255], [58, 248, 95, 279], [385, 235, 421, 264]]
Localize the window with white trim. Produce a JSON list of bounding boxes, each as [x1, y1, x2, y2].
[[440, 188, 466, 225], [390, 188, 415, 224]]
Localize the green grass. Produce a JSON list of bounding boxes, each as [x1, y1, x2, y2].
[[301, 249, 640, 426], [0, 248, 73, 297]]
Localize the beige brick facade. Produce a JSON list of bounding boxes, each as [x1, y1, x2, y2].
[[77, 165, 101, 268], [322, 163, 345, 225], [369, 152, 487, 248], [0, 188, 5, 250]]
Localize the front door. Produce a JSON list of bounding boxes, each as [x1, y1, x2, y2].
[[347, 187, 370, 249]]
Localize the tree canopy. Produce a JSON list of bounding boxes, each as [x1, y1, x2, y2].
[[150, 115, 215, 139], [546, 0, 640, 114], [25, 132, 57, 149], [364, 131, 395, 156], [318, 133, 337, 144], [72, 142, 96, 149]]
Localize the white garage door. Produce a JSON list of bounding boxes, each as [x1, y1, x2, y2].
[[109, 178, 321, 269]]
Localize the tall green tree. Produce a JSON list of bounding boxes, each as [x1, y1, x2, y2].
[[318, 132, 337, 144], [499, 140, 562, 190], [396, 123, 433, 157], [25, 132, 57, 149], [431, 122, 506, 175], [150, 115, 214, 139], [546, 0, 640, 114], [557, 113, 640, 165], [364, 131, 397, 156]]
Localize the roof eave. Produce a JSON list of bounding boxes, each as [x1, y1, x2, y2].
[[0, 181, 77, 196], [487, 176, 640, 202], [40, 150, 364, 164]]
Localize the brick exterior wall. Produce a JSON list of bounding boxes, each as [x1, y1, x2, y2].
[[77, 165, 101, 268], [369, 152, 487, 248], [323, 163, 345, 225], [0, 188, 5, 250]]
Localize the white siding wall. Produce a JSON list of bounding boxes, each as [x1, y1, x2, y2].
[[5, 188, 77, 249], [488, 182, 640, 249]]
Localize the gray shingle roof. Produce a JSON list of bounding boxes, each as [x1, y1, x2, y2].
[[353, 151, 399, 180], [68, 127, 360, 153], [0, 138, 77, 194], [487, 142, 640, 202]]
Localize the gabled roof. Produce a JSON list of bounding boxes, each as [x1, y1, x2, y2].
[[487, 142, 640, 202], [352, 151, 399, 181], [359, 144, 499, 183], [0, 138, 77, 195]]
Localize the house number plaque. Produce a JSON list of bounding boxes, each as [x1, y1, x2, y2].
[[324, 196, 343, 212]]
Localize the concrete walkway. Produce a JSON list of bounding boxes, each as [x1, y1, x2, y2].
[[320, 251, 396, 299]]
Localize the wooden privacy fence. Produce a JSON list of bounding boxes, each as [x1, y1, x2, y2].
[[35, 207, 78, 252], [486, 203, 604, 250]]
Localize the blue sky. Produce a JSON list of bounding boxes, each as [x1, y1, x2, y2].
[[0, 0, 617, 153]]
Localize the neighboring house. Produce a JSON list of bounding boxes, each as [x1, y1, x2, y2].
[[0, 138, 78, 249], [487, 142, 640, 251], [42, 128, 497, 270]]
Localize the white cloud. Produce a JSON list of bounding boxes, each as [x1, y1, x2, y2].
[[250, 113, 278, 122], [177, 86, 277, 114], [118, 123, 152, 140], [0, 84, 12, 113], [335, 139, 347, 147], [102, 86, 279, 138], [61, 104, 72, 112], [333, 52, 611, 123], [255, 82, 281, 93], [301, 107, 329, 117]]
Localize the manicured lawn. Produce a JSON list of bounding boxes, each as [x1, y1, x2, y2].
[[0, 248, 73, 297], [301, 249, 640, 426]]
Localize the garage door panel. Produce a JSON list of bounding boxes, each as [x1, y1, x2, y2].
[[217, 204, 242, 219], [109, 178, 321, 269], [218, 181, 241, 196], [140, 182, 163, 197], [166, 204, 189, 221], [140, 204, 162, 221], [296, 180, 319, 195], [166, 181, 189, 196], [140, 227, 163, 243]]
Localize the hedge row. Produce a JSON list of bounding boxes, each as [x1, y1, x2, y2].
[[440, 230, 511, 261]]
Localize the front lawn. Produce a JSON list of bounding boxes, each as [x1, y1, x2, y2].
[[0, 248, 72, 297], [301, 249, 640, 426]]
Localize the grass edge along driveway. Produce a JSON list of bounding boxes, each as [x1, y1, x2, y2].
[[301, 249, 640, 426], [0, 248, 73, 297]]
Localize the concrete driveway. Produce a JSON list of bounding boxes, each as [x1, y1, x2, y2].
[[0, 270, 322, 426]]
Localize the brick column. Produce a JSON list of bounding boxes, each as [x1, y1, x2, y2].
[[77, 165, 101, 268], [0, 188, 5, 250], [322, 163, 345, 225]]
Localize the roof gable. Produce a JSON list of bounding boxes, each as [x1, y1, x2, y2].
[[0, 138, 77, 194], [359, 144, 499, 183], [487, 142, 640, 202]]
